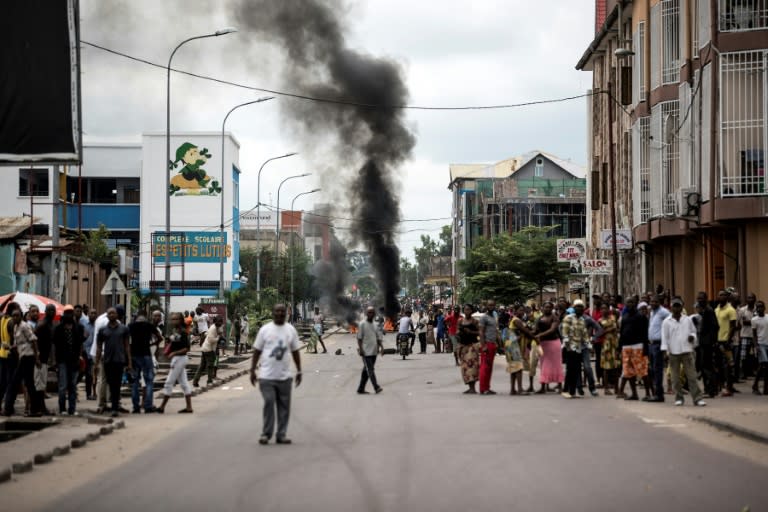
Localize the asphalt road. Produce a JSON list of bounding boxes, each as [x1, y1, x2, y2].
[[46, 333, 767, 512]]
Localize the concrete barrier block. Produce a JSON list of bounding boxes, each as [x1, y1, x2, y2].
[[99, 425, 114, 436], [12, 460, 33, 474], [71, 437, 87, 448], [86, 432, 100, 442], [33, 452, 53, 465], [0, 467, 11, 483], [53, 445, 71, 456], [114, 420, 125, 429]]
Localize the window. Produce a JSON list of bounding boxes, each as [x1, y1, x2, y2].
[[661, 101, 680, 214], [18, 168, 49, 197], [661, 0, 681, 84], [651, 4, 661, 90], [534, 158, 544, 177], [633, 117, 652, 223], [720, 50, 767, 196], [698, 0, 711, 47], [634, 21, 646, 103], [719, 0, 768, 32], [689, 0, 699, 56], [90, 178, 117, 204]]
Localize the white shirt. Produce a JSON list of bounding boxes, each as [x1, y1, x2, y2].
[[357, 320, 382, 356], [202, 324, 220, 353], [398, 316, 413, 334], [89, 313, 110, 358], [751, 314, 768, 344], [196, 313, 210, 333], [661, 314, 697, 355], [254, 322, 300, 380]]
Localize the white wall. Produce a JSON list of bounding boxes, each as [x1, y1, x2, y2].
[[139, 132, 240, 309]]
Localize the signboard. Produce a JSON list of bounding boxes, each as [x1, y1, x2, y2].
[[582, 259, 613, 275], [199, 298, 226, 319], [557, 238, 587, 263], [600, 229, 633, 250], [569, 276, 587, 292], [240, 210, 276, 229], [100, 270, 127, 296], [0, 2, 81, 163], [152, 232, 230, 263]]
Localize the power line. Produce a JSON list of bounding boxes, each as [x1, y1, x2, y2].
[[81, 40, 597, 111]]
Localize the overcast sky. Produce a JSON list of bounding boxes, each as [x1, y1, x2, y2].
[[80, 0, 595, 261]]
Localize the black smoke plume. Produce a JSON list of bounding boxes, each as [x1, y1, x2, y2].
[[237, 0, 415, 318]]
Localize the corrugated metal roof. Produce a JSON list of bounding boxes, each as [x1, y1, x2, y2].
[[0, 217, 39, 240], [449, 151, 586, 187]]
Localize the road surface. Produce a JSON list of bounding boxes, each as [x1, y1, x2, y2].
[[9, 333, 768, 511]]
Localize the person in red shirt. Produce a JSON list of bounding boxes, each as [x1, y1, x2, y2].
[[445, 305, 461, 366]]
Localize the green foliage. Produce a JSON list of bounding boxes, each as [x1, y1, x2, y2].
[[79, 224, 116, 263], [458, 226, 568, 303], [131, 289, 160, 314], [237, 246, 317, 314], [438, 225, 452, 256], [355, 275, 378, 297]]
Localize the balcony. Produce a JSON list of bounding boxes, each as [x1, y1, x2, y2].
[[719, 0, 768, 32], [720, 51, 766, 197], [60, 204, 140, 231]]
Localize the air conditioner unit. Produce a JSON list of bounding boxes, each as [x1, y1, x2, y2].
[[676, 187, 700, 217]]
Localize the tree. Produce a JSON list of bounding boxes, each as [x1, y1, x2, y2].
[[457, 226, 568, 304], [413, 234, 438, 278], [399, 258, 418, 296], [438, 225, 452, 256], [79, 224, 116, 264], [355, 275, 378, 297]]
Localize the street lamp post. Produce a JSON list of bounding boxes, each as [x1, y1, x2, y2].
[[165, 27, 236, 324], [255, 152, 297, 303], [275, 173, 311, 257], [290, 188, 320, 316], [218, 96, 275, 299]]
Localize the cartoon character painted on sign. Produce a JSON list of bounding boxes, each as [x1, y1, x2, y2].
[[169, 142, 222, 196]]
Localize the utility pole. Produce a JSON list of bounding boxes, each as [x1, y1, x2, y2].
[[607, 82, 619, 298], [51, 165, 61, 301]]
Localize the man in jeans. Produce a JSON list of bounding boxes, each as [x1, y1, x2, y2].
[[357, 306, 384, 394], [129, 311, 162, 413], [194, 316, 222, 387], [250, 304, 302, 445], [52, 307, 84, 415], [560, 299, 603, 398], [95, 307, 132, 417], [646, 295, 671, 402], [661, 297, 706, 407]]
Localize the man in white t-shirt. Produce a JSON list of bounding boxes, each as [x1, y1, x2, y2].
[[750, 300, 768, 395], [193, 316, 222, 387], [194, 308, 210, 338], [250, 304, 302, 445]]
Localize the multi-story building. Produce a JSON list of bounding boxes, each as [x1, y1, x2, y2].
[[448, 151, 587, 286], [579, 0, 768, 300]]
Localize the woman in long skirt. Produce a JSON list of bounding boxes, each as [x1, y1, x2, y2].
[[457, 304, 480, 394], [598, 304, 620, 395], [157, 312, 193, 414], [508, 306, 535, 395], [534, 302, 564, 393]]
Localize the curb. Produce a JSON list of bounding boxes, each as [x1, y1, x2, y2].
[[690, 416, 768, 445], [0, 418, 129, 484]]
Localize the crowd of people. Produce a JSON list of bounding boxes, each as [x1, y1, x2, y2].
[[0, 302, 248, 418], [399, 289, 768, 404]]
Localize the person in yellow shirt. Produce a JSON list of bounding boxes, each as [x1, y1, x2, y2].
[[714, 290, 738, 396], [0, 302, 21, 413]]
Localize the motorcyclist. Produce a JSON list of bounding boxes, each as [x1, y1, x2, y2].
[[398, 309, 415, 355]]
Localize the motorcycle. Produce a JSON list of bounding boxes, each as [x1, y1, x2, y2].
[[397, 333, 411, 360]]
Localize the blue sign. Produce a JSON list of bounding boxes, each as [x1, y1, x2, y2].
[[152, 232, 230, 263]]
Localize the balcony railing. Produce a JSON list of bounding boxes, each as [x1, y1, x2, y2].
[[719, 0, 768, 31]]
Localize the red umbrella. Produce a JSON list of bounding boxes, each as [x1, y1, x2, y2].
[[0, 292, 66, 317]]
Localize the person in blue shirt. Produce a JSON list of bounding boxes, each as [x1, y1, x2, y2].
[[647, 295, 671, 402], [435, 309, 446, 354]]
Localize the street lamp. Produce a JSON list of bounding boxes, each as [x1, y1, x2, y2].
[[164, 27, 237, 324], [290, 188, 320, 317], [275, 173, 311, 257], [255, 152, 298, 302], [218, 96, 275, 298]]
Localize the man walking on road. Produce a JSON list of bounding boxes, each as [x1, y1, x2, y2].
[[194, 316, 222, 388], [478, 300, 500, 395], [250, 304, 302, 445], [661, 298, 706, 407], [357, 306, 384, 395], [95, 307, 132, 418]]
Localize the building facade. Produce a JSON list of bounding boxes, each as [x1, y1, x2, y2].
[[579, 0, 768, 301], [448, 151, 587, 286], [139, 132, 241, 313]]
